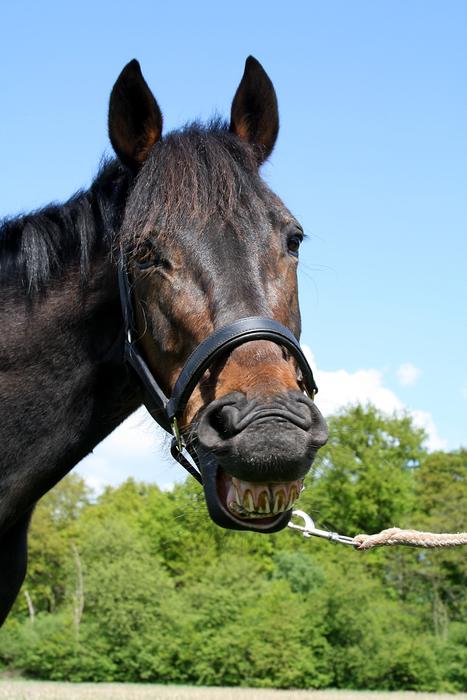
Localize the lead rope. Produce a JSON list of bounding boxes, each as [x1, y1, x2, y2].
[[288, 510, 467, 551]]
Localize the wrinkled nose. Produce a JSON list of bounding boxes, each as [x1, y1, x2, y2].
[[197, 390, 328, 482]]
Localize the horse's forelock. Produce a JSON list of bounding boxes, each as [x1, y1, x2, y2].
[[119, 120, 271, 250]]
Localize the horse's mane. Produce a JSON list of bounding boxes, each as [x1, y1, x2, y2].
[[0, 119, 265, 295], [0, 160, 130, 294]]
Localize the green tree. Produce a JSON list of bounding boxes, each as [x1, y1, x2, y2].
[[1, 406, 464, 691], [10, 474, 90, 620], [414, 449, 466, 628], [300, 405, 425, 534]]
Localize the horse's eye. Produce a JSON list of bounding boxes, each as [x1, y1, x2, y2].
[[137, 257, 157, 270], [135, 242, 164, 270], [136, 258, 155, 270], [287, 234, 303, 257]]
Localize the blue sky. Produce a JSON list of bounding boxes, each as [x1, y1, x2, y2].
[[1, 1, 465, 489]]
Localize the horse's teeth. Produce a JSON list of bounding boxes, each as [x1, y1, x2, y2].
[[287, 486, 297, 510], [244, 490, 254, 512], [257, 491, 270, 514], [226, 477, 304, 517], [273, 490, 286, 513]]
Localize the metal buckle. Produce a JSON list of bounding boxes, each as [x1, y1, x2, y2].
[[298, 376, 317, 401], [288, 510, 356, 546], [171, 417, 184, 453]]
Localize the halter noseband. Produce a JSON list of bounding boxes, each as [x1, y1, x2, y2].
[[118, 254, 319, 494]]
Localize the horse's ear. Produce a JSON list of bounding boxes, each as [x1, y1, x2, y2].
[[230, 56, 279, 164], [108, 60, 163, 171]]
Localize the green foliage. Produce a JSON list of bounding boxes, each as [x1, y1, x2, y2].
[[271, 551, 325, 594], [301, 405, 423, 534], [11, 474, 90, 619], [438, 622, 467, 690], [0, 406, 465, 690]]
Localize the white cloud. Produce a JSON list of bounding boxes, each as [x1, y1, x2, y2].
[[303, 346, 446, 451], [410, 410, 446, 451], [75, 407, 184, 494], [303, 346, 401, 414], [396, 362, 422, 387]]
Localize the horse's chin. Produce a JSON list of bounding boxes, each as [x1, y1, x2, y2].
[[195, 445, 299, 533]]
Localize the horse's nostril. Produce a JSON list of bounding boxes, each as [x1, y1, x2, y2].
[[209, 406, 230, 439], [198, 392, 246, 449]]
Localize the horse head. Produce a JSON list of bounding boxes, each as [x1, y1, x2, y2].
[[108, 57, 328, 532]]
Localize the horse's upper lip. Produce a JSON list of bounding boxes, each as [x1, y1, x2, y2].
[[212, 399, 313, 437]]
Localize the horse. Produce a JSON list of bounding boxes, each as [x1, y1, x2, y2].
[[0, 56, 328, 625]]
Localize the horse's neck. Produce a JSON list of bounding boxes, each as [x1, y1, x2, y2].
[[0, 258, 140, 532]]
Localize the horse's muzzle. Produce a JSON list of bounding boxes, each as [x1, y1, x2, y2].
[[195, 391, 328, 532]]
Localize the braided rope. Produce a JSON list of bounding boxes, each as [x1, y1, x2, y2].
[[354, 528, 467, 550]]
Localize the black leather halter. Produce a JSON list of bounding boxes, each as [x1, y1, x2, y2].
[[118, 254, 319, 488]]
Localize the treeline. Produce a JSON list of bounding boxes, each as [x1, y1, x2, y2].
[[0, 406, 465, 690]]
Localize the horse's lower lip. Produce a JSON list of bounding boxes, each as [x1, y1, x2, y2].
[[216, 469, 303, 522]]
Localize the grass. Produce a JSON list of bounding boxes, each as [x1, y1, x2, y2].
[[0, 683, 465, 700]]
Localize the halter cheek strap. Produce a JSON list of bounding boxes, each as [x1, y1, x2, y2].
[[118, 252, 171, 430], [118, 256, 319, 485]]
